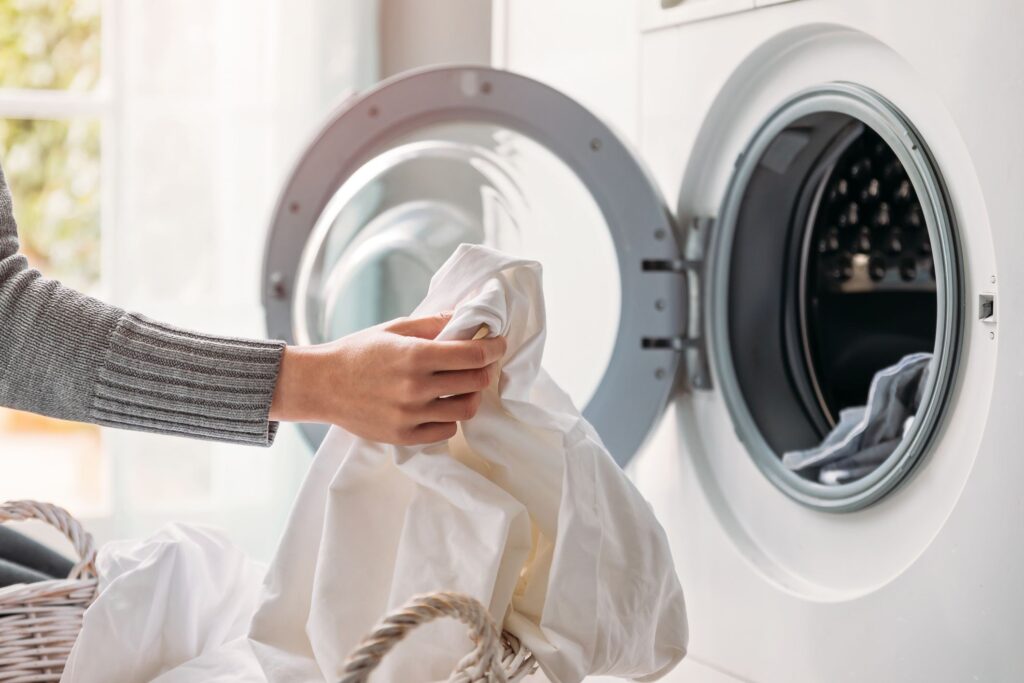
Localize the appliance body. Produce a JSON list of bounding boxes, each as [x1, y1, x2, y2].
[[625, 1, 1019, 680]]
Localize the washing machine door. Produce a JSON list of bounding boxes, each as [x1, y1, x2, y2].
[[263, 66, 686, 466]]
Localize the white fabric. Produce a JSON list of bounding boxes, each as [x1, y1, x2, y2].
[[61, 524, 266, 683], [60, 244, 686, 683], [249, 244, 687, 682]]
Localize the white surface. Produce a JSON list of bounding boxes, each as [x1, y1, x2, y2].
[[380, 0, 491, 77], [640, 0, 754, 31], [640, 0, 804, 31], [250, 245, 687, 682], [502, 0, 1016, 680], [493, 0, 641, 144]]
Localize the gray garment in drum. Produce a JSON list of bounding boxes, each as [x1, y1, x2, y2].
[[0, 160, 284, 445], [783, 353, 932, 485]]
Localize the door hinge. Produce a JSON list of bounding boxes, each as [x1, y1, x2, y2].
[[640, 216, 713, 390]]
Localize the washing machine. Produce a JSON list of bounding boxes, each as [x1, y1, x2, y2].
[[629, 0, 1017, 680], [262, 1, 1019, 678]]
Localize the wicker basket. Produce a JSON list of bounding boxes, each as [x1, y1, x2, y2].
[[0, 501, 534, 682], [0, 500, 98, 683], [341, 591, 538, 683]]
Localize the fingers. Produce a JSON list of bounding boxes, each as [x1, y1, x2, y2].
[[398, 381, 490, 445], [417, 336, 507, 371], [430, 365, 495, 397], [387, 312, 453, 340], [378, 313, 506, 447], [424, 392, 483, 423], [407, 421, 459, 444]]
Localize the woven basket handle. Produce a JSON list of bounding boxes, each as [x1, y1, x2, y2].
[[0, 500, 98, 580], [340, 592, 509, 683]]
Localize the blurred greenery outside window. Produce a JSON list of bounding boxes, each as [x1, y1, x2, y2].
[[1, 117, 101, 288], [0, 0, 105, 515]]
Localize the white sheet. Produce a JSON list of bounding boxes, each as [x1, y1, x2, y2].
[[62, 244, 687, 683], [249, 244, 687, 682]]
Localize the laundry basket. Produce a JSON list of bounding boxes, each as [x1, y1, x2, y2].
[[341, 591, 538, 683], [0, 500, 99, 682], [0, 501, 534, 682]]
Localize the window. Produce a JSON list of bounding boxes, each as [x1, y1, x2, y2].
[[0, 0, 101, 91], [0, 118, 101, 288], [0, 0, 109, 517], [0, 0, 376, 560]]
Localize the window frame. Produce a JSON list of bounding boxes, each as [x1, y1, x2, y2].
[[0, 0, 119, 521]]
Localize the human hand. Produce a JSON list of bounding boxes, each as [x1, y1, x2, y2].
[[269, 313, 506, 445]]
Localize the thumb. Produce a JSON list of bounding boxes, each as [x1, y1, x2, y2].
[[386, 311, 453, 339]]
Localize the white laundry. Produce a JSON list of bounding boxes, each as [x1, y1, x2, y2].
[[249, 244, 688, 682], [61, 244, 686, 683], [61, 524, 266, 683]]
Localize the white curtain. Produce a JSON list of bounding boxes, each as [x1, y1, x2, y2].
[[93, 0, 379, 560]]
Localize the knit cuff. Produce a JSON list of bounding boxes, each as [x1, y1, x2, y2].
[[90, 313, 285, 446]]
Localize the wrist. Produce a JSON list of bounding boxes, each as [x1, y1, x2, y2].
[[270, 345, 320, 423]]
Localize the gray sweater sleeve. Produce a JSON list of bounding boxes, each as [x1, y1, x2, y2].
[[0, 162, 285, 446]]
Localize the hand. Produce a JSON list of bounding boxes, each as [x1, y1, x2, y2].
[[269, 313, 507, 445]]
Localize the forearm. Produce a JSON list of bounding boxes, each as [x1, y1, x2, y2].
[[0, 165, 284, 446], [92, 313, 285, 444]]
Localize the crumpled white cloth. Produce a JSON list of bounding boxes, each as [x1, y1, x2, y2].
[[61, 524, 266, 683], [59, 244, 686, 683], [783, 352, 932, 485], [249, 244, 687, 682]]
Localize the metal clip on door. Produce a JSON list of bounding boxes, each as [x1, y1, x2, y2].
[[640, 217, 713, 390]]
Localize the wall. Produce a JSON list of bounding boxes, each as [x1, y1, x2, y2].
[[379, 0, 492, 77], [494, 0, 641, 144]]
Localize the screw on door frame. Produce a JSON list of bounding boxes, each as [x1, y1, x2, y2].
[[269, 272, 287, 300]]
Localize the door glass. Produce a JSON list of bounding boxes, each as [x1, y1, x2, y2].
[[295, 122, 622, 409]]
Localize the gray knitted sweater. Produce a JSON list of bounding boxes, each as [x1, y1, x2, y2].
[[0, 163, 284, 446]]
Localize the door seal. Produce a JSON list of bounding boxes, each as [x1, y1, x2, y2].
[[641, 216, 713, 390]]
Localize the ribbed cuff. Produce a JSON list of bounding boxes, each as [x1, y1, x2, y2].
[[90, 313, 286, 446]]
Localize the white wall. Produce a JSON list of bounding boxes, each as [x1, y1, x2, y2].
[[380, 0, 491, 76], [493, 0, 641, 144]]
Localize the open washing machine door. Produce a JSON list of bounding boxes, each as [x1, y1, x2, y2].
[[262, 66, 692, 465]]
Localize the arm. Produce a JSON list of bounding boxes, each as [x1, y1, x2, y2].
[[1, 162, 506, 446], [0, 163, 284, 445]]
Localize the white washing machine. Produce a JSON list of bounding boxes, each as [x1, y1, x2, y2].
[[630, 0, 1018, 680], [262, 1, 1020, 679]]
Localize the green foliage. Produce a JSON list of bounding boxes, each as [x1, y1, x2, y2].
[[0, 0, 102, 289], [0, 0, 101, 90], [0, 118, 101, 288]]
